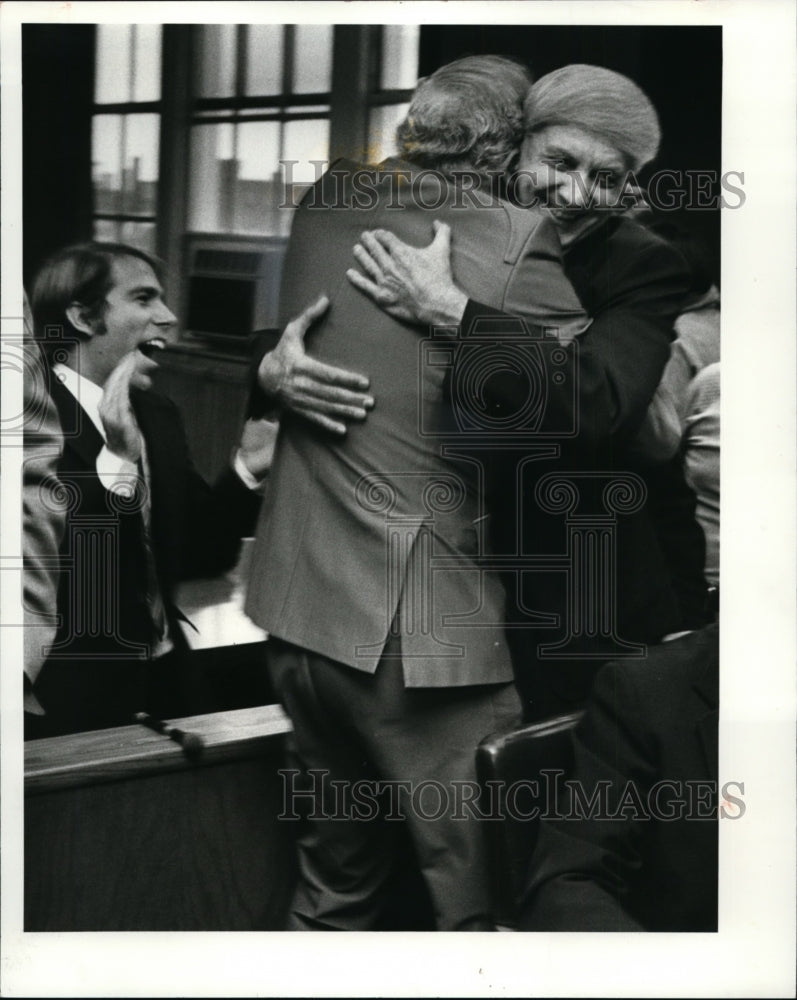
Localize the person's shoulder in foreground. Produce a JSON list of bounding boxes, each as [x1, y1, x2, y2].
[[519, 624, 719, 932]]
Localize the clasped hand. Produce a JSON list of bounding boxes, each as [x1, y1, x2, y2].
[[256, 294, 374, 436], [255, 225, 467, 435], [99, 350, 158, 463], [346, 220, 468, 327]]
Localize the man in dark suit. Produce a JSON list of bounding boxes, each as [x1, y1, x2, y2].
[[519, 623, 721, 931], [246, 55, 591, 930], [24, 242, 268, 738], [344, 64, 701, 721]]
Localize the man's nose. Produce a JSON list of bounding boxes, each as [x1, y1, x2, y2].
[[154, 301, 177, 327], [557, 170, 590, 209]]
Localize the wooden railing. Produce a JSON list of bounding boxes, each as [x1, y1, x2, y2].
[[25, 706, 297, 931]]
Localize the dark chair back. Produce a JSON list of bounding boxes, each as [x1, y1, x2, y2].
[[476, 712, 583, 929]]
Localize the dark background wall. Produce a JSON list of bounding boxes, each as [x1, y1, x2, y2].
[[22, 24, 96, 289], [420, 25, 721, 179], [421, 25, 722, 286]]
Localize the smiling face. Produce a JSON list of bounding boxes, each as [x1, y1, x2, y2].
[[86, 255, 176, 383], [517, 123, 631, 241]]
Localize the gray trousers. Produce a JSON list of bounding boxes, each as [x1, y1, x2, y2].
[[267, 633, 522, 930]]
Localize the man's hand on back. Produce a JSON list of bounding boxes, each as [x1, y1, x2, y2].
[[257, 294, 374, 436], [347, 221, 468, 327]]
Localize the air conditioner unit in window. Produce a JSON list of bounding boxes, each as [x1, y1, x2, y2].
[[183, 234, 288, 348]]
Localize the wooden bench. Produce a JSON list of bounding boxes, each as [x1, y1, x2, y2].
[[25, 705, 296, 931]]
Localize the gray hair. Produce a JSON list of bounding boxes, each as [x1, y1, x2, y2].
[[396, 55, 533, 177], [524, 64, 661, 172]]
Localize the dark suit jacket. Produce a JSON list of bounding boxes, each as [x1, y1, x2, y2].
[[29, 375, 261, 735], [460, 216, 703, 709], [519, 624, 719, 932], [464, 214, 693, 454], [245, 158, 591, 687]]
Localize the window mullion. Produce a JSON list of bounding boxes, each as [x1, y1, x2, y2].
[[156, 25, 192, 303], [236, 24, 247, 103], [129, 25, 136, 103], [329, 24, 372, 162], [282, 24, 294, 102], [119, 114, 128, 218]]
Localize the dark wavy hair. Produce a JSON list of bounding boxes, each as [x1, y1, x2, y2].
[[31, 241, 162, 359], [396, 55, 533, 178]]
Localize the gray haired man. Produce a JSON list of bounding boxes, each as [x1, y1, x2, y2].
[[249, 55, 589, 931]]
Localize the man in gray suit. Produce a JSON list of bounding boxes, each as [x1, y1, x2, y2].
[[247, 55, 589, 930]]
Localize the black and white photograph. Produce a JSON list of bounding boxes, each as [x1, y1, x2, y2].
[[1, 1, 794, 996]]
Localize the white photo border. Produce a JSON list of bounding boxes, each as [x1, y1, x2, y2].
[[1, 1, 795, 996]]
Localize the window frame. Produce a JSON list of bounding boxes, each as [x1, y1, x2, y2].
[[90, 24, 164, 250], [92, 23, 420, 338]]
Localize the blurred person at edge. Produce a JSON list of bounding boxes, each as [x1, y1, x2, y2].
[[22, 288, 64, 717], [260, 64, 705, 722], [520, 621, 721, 932], [630, 222, 721, 605]]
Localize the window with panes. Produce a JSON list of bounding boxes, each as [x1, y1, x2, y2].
[[92, 24, 163, 254], [90, 24, 420, 250]]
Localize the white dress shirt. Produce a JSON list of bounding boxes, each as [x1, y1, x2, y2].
[[52, 362, 174, 657], [52, 362, 141, 493]]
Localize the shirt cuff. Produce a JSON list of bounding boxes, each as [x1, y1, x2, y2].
[[96, 445, 140, 494], [233, 449, 267, 490]]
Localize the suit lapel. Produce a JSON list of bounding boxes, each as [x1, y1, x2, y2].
[[130, 389, 182, 505], [49, 373, 105, 468], [130, 389, 186, 581]]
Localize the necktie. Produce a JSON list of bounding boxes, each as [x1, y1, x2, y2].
[[136, 448, 171, 657]]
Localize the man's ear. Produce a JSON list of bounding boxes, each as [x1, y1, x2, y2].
[[65, 302, 96, 337]]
